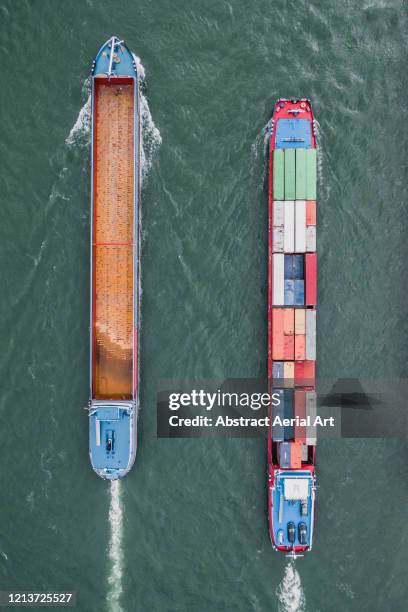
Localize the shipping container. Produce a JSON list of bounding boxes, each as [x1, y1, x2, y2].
[[273, 361, 284, 381], [306, 225, 316, 252], [284, 361, 294, 388], [273, 227, 284, 252], [289, 441, 302, 468], [306, 149, 317, 200], [284, 149, 296, 200], [283, 200, 295, 252], [294, 390, 306, 443], [283, 335, 295, 360], [294, 360, 316, 386], [295, 149, 307, 200], [294, 279, 305, 305], [306, 310, 316, 360], [283, 308, 294, 335], [284, 279, 294, 305], [306, 390, 317, 445], [284, 389, 294, 440], [295, 334, 306, 360], [306, 200, 316, 225], [295, 200, 306, 252], [284, 254, 304, 279], [279, 442, 291, 468], [273, 254, 284, 305], [272, 309, 284, 360], [273, 150, 284, 200], [273, 200, 284, 227], [305, 253, 317, 305], [272, 389, 285, 442], [303, 360, 316, 385], [295, 309, 306, 334]]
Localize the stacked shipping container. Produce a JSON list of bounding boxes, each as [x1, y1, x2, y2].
[[270, 141, 317, 465]]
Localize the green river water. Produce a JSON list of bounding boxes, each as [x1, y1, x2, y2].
[[1, 1, 408, 610]]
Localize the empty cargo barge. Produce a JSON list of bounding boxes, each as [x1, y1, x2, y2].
[[267, 99, 317, 552], [88, 36, 141, 479]]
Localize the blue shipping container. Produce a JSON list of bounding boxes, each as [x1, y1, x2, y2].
[[273, 361, 284, 381], [284, 280, 295, 305], [284, 389, 294, 440], [294, 280, 305, 305], [285, 255, 304, 280]]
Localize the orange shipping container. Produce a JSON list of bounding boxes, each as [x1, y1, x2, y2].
[[306, 200, 316, 225], [272, 309, 285, 360], [290, 441, 303, 468]]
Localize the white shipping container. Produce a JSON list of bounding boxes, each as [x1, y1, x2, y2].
[[306, 225, 316, 252], [306, 310, 316, 360], [306, 391, 317, 445], [273, 201, 284, 227], [284, 200, 295, 253], [273, 254, 284, 305], [295, 200, 306, 252], [273, 227, 284, 252]]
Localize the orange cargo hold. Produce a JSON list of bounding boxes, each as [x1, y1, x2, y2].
[[92, 78, 135, 400]]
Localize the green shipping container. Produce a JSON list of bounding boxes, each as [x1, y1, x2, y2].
[[273, 150, 284, 200], [306, 149, 317, 200], [295, 149, 307, 200], [284, 149, 296, 200]]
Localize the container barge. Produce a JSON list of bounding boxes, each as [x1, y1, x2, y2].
[[88, 37, 141, 479], [267, 99, 317, 552]]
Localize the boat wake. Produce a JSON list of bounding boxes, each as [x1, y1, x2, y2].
[[132, 53, 162, 180], [65, 78, 92, 148], [106, 480, 124, 612], [65, 60, 161, 181], [276, 561, 306, 612]]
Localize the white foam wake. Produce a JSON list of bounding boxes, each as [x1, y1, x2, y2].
[[65, 78, 92, 147], [107, 480, 124, 612], [276, 561, 306, 612], [65, 60, 161, 181], [132, 53, 162, 180]]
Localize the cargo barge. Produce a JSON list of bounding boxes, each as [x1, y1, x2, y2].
[[88, 37, 141, 479], [267, 99, 317, 552]]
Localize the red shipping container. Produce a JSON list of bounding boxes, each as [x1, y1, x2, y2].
[[294, 361, 304, 386], [305, 253, 317, 305], [289, 441, 303, 468], [306, 200, 316, 225], [303, 360, 316, 386], [294, 390, 306, 442], [295, 335, 306, 360]]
